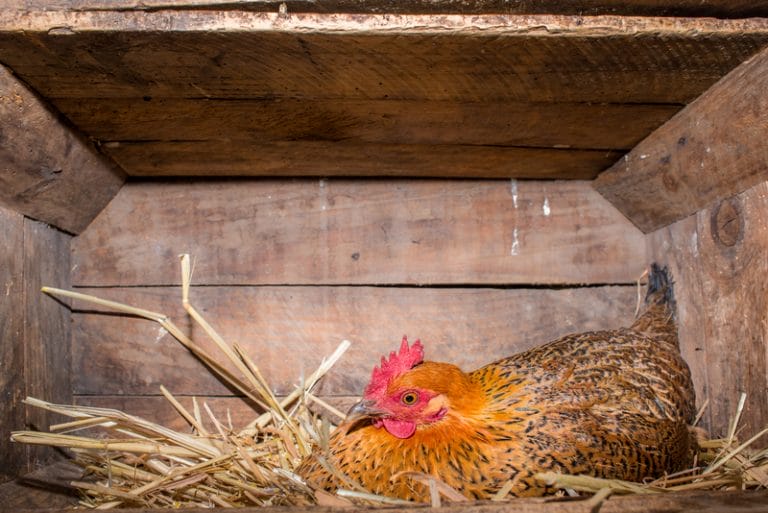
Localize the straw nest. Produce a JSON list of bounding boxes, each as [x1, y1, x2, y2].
[[11, 255, 768, 509]]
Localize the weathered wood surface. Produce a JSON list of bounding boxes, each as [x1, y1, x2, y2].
[[0, 462, 79, 509], [2, 0, 768, 18], [57, 99, 677, 150], [0, 206, 26, 483], [22, 219, 73, 468], [0, 209, 72, 482], [71, 285, 637, 396], [1, 12, 767, 178], [71, 179, 646, 286], [104, 141, 619, 178], [647, 181, 768, 440], [0, 65, 125, 234], [9, 488, 768, 513], [595, 45, 768, 233]]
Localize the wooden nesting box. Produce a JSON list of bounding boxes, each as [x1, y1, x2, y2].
[[1, 1, 768, 510]]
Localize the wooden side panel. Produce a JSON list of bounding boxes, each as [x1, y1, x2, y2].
[[72, 285, 637, 397], [0, 65, 125, 234], [71, 179, 646, 286], [22, 218, 72, 467], [0, 206, 26, 483], [595, 45, 768, 233], [647, 181, 768, 439]]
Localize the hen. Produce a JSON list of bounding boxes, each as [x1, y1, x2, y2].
[[297, 265, 696, 501]]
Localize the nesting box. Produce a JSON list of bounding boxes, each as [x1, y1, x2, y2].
[[1, 1, 768, 511]]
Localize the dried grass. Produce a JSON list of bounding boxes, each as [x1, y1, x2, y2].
[[11, 254, 768, 508]]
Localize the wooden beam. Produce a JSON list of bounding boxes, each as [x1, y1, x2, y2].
[[102, 141, 619, 178], [71, 285, 636, 396], [0, 65, 125, 234], [71, 179, 645, 286], [53, 98, 678, 150], [0, 13, 765, 105], [0, 206, 26, 483], [647, 180, 768, 440], [594, 45, 768, 233]]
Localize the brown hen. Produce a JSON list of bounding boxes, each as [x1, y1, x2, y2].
[[297, 264, 696, 501]]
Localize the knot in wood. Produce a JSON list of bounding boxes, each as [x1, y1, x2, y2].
[[710, 198, 743, 248]]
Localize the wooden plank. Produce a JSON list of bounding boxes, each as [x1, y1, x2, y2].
[[2, 0, 768, 18], [71, 285, 637, 396], [0, 13, 765, 104], [71, 180, 646, 286], [0, 206, 26, 483], [595, 45, 768, 233], [8, 489, 768, 513], [102, 141, 618, 178], [0, 462, 79, 509], [23, 219, 73, 469], [54, 98, 678, 150], [0, 65, 125, 235], [646, 181, 768, 440]]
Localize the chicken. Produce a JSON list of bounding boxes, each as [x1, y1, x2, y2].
[[297, 264, 696, 501]]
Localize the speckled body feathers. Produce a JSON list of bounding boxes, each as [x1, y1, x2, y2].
[[298, 266, 696, 501]]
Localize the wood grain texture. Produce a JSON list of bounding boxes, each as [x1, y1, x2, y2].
[[0, 12, 763, 105], [23, 218, 73, 469], [595, 45, 768, 233], [71, 179, 646, 286], [0, 206, 26, 483], [0, 65, 125, 234], [103, 141, 619, 178], [71, 285, 637, 396], [647, 181, 768, 440], [0, 462, 79, 509], [2, 0, 768, 18], [5, 488, 768, 513], [55, 98, 678, 150]]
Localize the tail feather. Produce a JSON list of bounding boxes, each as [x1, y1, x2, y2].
[[631, 264, 679, 345]]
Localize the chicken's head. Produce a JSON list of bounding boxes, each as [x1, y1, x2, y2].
[[346, 335, 464, 439]]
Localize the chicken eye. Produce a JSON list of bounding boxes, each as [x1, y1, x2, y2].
[[401, 392, 418, 405]]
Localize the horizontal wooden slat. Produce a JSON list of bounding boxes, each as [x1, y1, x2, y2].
[[71, 285, 636, 396], [594, 45, 768, 233], [54, 98, 678, 150], [71, 179, 645, 286], [2, 0, 768, 18], [102, 141, 619, 178], [0, 66, 125, 234], [0, 13, 765, 104]]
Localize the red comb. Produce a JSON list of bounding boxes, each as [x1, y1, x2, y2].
[[364, 336, 424, 398]]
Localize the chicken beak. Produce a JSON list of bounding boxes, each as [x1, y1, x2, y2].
[[345, 399, 385, 422]]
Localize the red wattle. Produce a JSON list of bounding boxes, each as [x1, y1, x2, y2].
[[382, 418, 417, 439]]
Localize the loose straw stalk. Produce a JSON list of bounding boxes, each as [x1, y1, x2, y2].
[[20, 254, 353, 508]]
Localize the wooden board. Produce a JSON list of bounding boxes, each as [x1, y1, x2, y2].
[[71, 179, 646, 286], [3, 0, 768, 18], [71, 285, 637, 396], [103, 141, 619, 178], [1, 12, 767, 178], [54, 98, 678, 150], [22, 219, 73, 468], [6, 488, 768, 513], [595, 45, 768, 233], [0, 65, 125, 234], [647, 181, 768, 440], [0, 206, 26, 483]]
